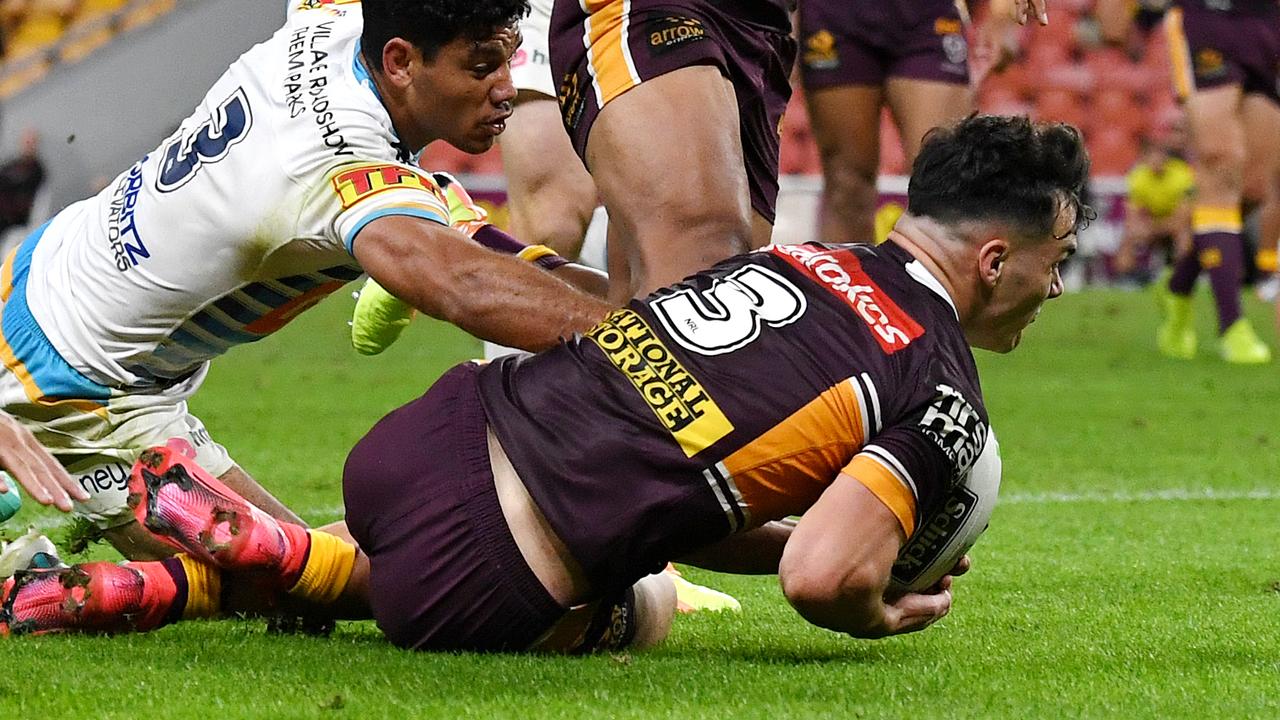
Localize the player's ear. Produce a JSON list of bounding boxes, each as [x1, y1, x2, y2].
[[378, 38, 418, 88], [978, 238, 1009, 288]]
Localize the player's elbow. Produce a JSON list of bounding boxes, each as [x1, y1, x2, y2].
[[779, 553, 886, 637]]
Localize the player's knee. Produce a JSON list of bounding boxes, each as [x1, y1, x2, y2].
[[1241, 170, 1278, 209], [823, 159, 879, 210], [634, 210, 751, 275], [564, 573, 676, 654], [513, 193, 597, 256]]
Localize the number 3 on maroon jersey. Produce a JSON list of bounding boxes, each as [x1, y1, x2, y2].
[[651, 266, 807, 355]]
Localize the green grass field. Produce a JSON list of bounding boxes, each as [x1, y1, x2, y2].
[[3, 286, 1280, 719]]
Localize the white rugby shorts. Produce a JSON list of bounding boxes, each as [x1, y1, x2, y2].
[[512, 0, 556, 97], [0, 363, 233, 529]]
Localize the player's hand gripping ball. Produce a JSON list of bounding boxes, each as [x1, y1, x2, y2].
[[889, 427, 1001, 592]]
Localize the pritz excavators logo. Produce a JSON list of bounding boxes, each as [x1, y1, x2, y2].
[[770, 244, 924, 353], [107, 161, 149, 271]]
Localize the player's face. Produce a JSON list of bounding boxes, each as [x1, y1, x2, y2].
[[979, 203, 1078, 353], [413, 25, 519, 153]]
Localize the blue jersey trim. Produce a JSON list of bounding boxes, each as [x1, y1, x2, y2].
[[188, 310, 260, 345], [352, 42, 384, 105], [275, 274, 324, 293], [239, 282, 291, 310], [2, 222, 112, 402], [344, 206, 448, 255]]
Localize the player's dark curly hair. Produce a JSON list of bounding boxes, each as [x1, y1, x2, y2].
[[361, 0, 529, 70], [908, 115, 1094, 242]]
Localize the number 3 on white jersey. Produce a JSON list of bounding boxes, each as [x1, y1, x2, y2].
[[651, 265, 807, 355], [156, 88, 254, 193]]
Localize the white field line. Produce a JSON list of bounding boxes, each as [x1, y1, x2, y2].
[[15, 488, 1280, 533], [999, 487, 1280, 505]]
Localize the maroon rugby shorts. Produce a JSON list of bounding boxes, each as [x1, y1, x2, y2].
[[550, 0, 795, 223], [343, 362, 565, 651], [797, 0, 969, 89]]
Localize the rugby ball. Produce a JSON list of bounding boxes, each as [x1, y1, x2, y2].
[[889, 427, 1001, 592], [0, 473, 20, 524]]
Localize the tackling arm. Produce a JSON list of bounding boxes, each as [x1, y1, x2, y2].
[[778, 473, 951, 638], [353, 215, 612, 352], [676, 519, 797, 574]]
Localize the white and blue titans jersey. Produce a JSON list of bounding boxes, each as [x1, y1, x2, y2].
[[2, 0, 450, 405]]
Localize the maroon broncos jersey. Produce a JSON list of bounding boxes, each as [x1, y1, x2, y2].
[[478, 241, 990, 593]]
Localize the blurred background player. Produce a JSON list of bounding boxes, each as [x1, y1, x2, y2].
[[0, 128, 49, 254], [2, 115, 1089, 651], [1113, 129, 1195, 284], [483, 0, 609, 356], [1154, 0, 1277, 362], [549, 0, 796, 302], [796, 0, 1045, 244], [499, 0, 603, 266]]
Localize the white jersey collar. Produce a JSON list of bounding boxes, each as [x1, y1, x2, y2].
[[904, 258, 959, 320]]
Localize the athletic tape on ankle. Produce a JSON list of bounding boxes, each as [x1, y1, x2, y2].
[[289, 531, 357, 605]]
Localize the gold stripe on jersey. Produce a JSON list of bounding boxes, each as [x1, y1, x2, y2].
[[0, 338, 105, 417], [583, 0, 642, 108], [0, 246, 14, 302], [587, 309, 732, 457], [1165, 8, 1195, 101], [720, 380, 865, 522], [0, 248, 106, 416], [1191, 205, 1242, 233], [845, 454, 917, 537]]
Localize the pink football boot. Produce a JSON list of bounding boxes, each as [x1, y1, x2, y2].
[[127, 445, 305, 580], [0, 562, 172, 636]]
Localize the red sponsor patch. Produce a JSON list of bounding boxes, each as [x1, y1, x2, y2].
[[331, 163, 445, 211], [770, 244, 924, 353]]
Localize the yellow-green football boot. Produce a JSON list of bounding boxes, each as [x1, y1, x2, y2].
[[1219, 318, 1272, 364], [1156, 289, 1196, 360], [350, 277, 415, 356]]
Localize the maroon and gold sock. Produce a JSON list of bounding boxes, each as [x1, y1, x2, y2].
[[1191, 206, 1245, 333], [124, 555, 222, 631], [1167, 250, 1200, 296], [276, 528, 358, 605], [7, 556, 222, 635]]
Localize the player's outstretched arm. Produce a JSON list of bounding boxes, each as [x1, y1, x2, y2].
[[354, 215, 613, 352], [677, 519, 796, 574], [431, 172, 611, 300], [0, 412, 85, 512], [547, 261, 610, 300], [778, 474, 950, 638]]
